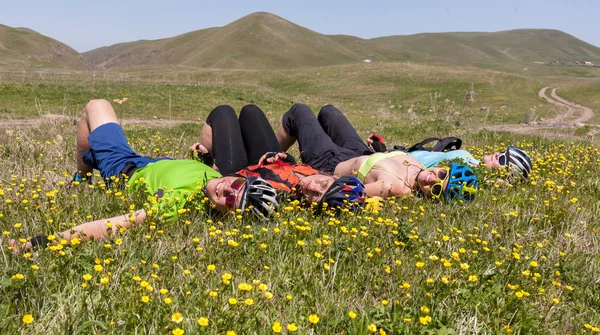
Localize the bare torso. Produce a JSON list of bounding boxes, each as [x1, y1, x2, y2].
[[334, 153, 426, 197]]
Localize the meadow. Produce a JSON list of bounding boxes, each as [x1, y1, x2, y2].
[[1, 65, 600, 334]]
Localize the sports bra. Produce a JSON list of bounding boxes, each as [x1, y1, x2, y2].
[[357, 151, 406, 181]]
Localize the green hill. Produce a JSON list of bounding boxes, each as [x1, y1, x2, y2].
[[359, 29, 600, 63], [81, 12, 600, 70], [0, 24, 90, 69], [83, 12, 362, 69]]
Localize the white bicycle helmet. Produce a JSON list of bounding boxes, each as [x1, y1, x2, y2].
[[499, 146, 533, 180], [240, 175, 279, 219]]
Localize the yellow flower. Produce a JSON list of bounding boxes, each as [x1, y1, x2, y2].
[[419, 315, 432, 325], [82, 274, 92, 281], [141, 296, 150, 303], [308, 314, 320, 324], [172, 313, 183, 323], [164, 297, 172, 304], [172, 328, 184, 335], [244, 298, 254, 306], [207, 264, 216, 271], [368, 324, 377, 333], [226, 331, 236, 335], [272, 321, 282, 333], [22, 314, 34, 324], [100, 277, 109, 285], [160, 288, 169, 295], [239, 283, 253, 291], [468, 275, 478, 282], [94, 264, 103, 272], [287, 323, 298, 332], [416, 262, 425, 268], [197, 317, 209, 327], [530, 261, 538, 267], [265, 291, 273, 299], [348, 310, 357, 319], [228, 297, 238, 305]]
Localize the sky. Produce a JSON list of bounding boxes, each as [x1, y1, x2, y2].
[[0, 0, 598, 52]]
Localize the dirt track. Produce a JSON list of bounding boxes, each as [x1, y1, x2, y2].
[[0, 114, 200, 128], [480, 87, 596, 139]]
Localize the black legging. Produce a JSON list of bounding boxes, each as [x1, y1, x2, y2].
[[206, 105, 281, 175], [281, 103, 371, 174], [317, 105, 371, 157]]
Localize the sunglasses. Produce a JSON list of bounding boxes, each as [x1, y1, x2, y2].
[[225, 178, 246, 209], [498, 151, 508, 166], [430, 168, 450, 200]]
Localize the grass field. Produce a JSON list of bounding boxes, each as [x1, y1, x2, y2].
[[1, 66, 600, 334]]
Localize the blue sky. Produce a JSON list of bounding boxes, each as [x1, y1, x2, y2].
[[1, 0, 598, 52]]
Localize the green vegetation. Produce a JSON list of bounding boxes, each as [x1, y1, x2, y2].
[[80, 13, 600, 70], [0, 24, 89, 70], [1, 111, 600, 333], [0, 62, 546, 127]]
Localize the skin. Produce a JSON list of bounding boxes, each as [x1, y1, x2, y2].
[[483, 153, 502, 169], [205, 176, 246, 213], [296, 174, 335, 203]]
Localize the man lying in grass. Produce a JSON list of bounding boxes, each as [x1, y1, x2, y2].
[[276, 104, 479, 201], [10, 99, 279, 253], [190, 104, 366, 210], [367, 134, 533, 180]]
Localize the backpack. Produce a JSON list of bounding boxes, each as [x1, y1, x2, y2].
[[237, 161, 319, 193], [392, 137, 462, 153]]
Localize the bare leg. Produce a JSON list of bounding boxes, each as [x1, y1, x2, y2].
[[10, 210, 146, 254], [276, 124, 296, 152], [200, 123, 213, 153], [76, 99, 119, 175]]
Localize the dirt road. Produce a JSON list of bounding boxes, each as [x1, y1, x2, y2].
[[0, 114, 199, 128], [480, 87, 596, 139]]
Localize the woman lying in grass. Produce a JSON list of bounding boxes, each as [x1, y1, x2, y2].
[[191, 104, 366, 210], [10, 99, 279, 253], [276, 103, 479, 201]]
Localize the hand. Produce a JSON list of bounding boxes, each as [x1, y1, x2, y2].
[[188, 143, 208, 153], [258, 152, 288, 166]]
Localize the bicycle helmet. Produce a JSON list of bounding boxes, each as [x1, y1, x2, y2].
[[499, 146, 532, 180], [321, 175, 366, 210], [444, 163, 478, 202], [239, 175, 279, 219]]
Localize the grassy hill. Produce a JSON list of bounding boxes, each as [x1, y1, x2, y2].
[[82, 12, 600, 70], [0, 24, 89, 70], [83, 12, 363, 69], [361, 29, 600, 63]]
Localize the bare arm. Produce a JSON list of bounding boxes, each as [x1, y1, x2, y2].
[[11, 210, 146, 254]]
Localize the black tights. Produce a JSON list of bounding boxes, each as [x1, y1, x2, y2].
[[281, 103, 371, 174], [206, 105, 280, 175]]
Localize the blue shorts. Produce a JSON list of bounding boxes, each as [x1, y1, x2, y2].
[[82, 123, 169, 180]]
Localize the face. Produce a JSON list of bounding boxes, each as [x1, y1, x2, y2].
[[205, 176, 246, 213], [416, 167, 449, 198], [483, 152, 502, 170], [296, 174, 335, 203]]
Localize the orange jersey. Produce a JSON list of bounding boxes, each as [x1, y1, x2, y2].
[[237, 161, 319, 193]]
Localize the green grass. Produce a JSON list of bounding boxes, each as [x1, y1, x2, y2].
[[1, 116, 600, 334], [1, 69, 600, 334], [0, 62, 547, 127]]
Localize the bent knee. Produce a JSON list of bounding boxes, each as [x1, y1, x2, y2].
[[318, 104, 342, 119], [240, 104, 264, 118], [288, 103, 315, 118], [83, 99, 112, 114], [206, 105, 236, 125]]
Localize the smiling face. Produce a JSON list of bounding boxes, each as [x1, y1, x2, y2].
[[205, 176, 246, 213], [296, 174, 336, 203], [415, 167, 450, 198], [483, 152, 502, 169]]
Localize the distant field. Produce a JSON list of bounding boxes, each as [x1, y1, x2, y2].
[[0, 63, 546, 129]]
